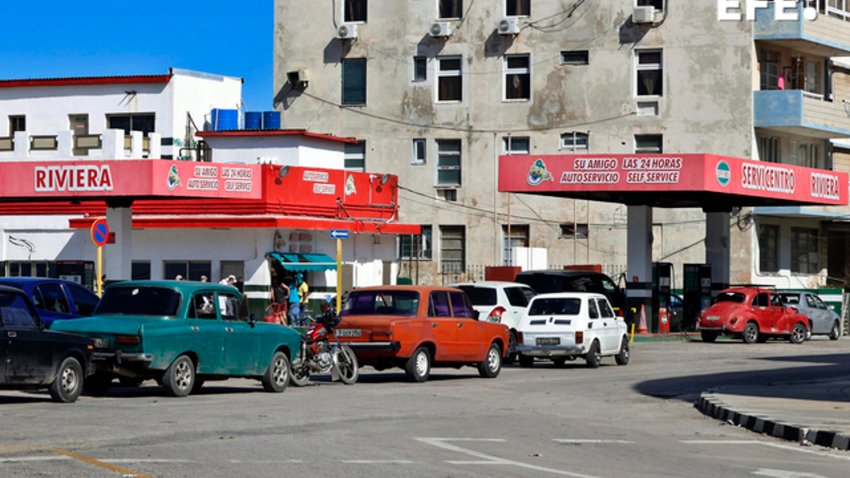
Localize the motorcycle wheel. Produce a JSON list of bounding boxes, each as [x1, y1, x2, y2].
[[335, 345, 359, 385], [289, 357, 311, 387]]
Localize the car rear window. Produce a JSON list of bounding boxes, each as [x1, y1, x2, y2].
[[505, 286, 535, 307], [340, 290, 420, 317], [528, 298, 582, 316], [96, 286, 181, 317], [456, 286, 497, 306], [779, 293, 800, 305], [715, 292, 746, 304]]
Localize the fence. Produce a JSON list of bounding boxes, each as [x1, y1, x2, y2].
[[420, 263, 630, 286]]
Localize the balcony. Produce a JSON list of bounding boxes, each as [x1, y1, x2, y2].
[[754, 89, 850, 138], [0, 130, 161, 160], [755, 1, 850, 57]]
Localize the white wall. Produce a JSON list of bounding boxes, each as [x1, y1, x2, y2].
[[204, 135, 345, 168]]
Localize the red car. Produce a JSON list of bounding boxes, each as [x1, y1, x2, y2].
[[698, 287, 809, 344], [335, 286, 510, 382]]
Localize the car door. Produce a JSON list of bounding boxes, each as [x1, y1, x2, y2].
[[220, 291, 260, 375], [596, 297, 620, 353], [1, 294, 52, 384], [186, 291, 226, 374], [32, 282, 73, 326], [449, 291, 484, 360], [808, 294, 830, 334], [586, 298, 605, 349], [427, 291, 461, 362]]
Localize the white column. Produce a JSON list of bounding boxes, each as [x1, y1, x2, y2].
[[13, 132, 29, 157], [130, 131, 143, 158], [627, 206, 653, 329], [705, 212, 731, 293], [104, 206, 133, 281], [148, 132, 162, 159], [57, 131, 73, 157], [102, 129, 124, 158]]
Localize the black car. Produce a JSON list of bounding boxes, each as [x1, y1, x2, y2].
[[0, 285, 93, 402], [514, 270, 626, 315]]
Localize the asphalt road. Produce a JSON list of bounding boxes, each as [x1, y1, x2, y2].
[[1, 337, 849, 478]]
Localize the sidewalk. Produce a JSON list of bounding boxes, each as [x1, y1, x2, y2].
[[696, 380, 850, 450]]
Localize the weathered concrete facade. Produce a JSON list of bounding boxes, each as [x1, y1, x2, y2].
[[274, 1, 849, 287]]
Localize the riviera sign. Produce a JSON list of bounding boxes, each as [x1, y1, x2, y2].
[[34, 165, 113, 192], [717, 0, 818, 21]]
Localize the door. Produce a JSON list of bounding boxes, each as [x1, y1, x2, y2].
[[427, 291, 461, 361], [220, 292, 259, 374], [595, 298, 620, 353], [809, 294, 831, 334], [186, 291, 226, 374], [2, 295, 52, 384], [69, 114, 89, 156], [450, 291, 483, 360]]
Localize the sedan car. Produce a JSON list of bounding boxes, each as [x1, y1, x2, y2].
[[0, 278, 100, 327], [50, 280, 301, 397], [698, 287, 809, 344], [0, 285, 94, 402], [779, 291, 842, 340], [516, 292, 629, 368], [335, 286, 510, 382]]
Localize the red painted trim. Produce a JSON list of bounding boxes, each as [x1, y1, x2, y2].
[[198, 129, 357, 144], [0, 75, 172, 88]]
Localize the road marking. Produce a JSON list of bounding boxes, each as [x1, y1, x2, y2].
[[105, 459, 193, 464], [228, 459, 304, 464], [681, 440, 850, 461], [554, 439, 635, 444], [752, 469, 829, 478], [0, 456, 70, 463], [341, 460, 417, 464], [416, 438, 602, 478], [52, 449, 155, 478]]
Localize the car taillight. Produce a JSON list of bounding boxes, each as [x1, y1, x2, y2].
[[115, 335, 141, 345], [575, 331, 584, 344], [516, 331, 523, 343], [488, 306, 507, 323]]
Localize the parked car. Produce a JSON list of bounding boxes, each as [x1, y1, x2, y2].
[[778, 291, 842, 340], [514, 270, 626, 316], [698, 287, 809, 344], [451, 281, 536, 362], [516, 292, 630, 368], [50, 280, 301, 397], [0, 277, 100, 327], [0, 285, 94, 402], [335, 285, 510, 382]]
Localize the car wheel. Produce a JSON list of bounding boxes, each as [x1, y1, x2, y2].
[[477, 343, 502, 378], [405, 346, 431, 383], [83, 373, 113, 396], [552, 357, 568, 368], [790, 323, 807, 344], [829, 321, 841, 341], [289, 356, 311, 387], [615, 336, 630, 366], [162, 355, 195, 397], [48, 357, 83, 403], [518, 354, 534, 368], [503, 331, 518, 365], [742, 322, 759, 344], [585, 340, 602, 368], [335, 345, 359, 385], [261, 351, 291, 393], [700, 331, 718, 343]]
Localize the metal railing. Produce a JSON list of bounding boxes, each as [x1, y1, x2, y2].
[[809, 0, 850, 21]]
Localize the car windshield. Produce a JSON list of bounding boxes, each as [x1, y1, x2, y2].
[[340, 290, 420, 317], [96, 286, 181, 317], [715, 292, 746, 304], [528, 297, 582, 316], [456, 286, 497, 306], [779, 293, 800, 305]]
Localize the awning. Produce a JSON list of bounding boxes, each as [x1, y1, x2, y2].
[[268, 252, 337, 272]]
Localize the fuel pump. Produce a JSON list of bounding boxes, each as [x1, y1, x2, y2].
[[652, 262, 673, 333], [683, 264, 711, 331]]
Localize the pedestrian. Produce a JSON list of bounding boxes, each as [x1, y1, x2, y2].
[[297, 273, 309, 323], [287, 275, 303, 326], [273, 281, 290, 325], [175, 274, 184, 281], [219, 275, 236, 287], [200, 275, 209, 282]]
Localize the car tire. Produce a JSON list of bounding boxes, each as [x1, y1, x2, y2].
[[552, 357, 568, 368], [262, 351, 290, 393], [503, 331, 518, 365], [742, 322, 759, 344], [615, 336, 630, 366], [477, 343, 502, 378], [790, 323, 807, 344], [405, 346, 431, 383], [83, 373, 113, 396], [335, 345, 359, 385], [48, 357, 84, 403], [162, 355, 195, 397], [585, 340, 602, 368], [700, 331, 718, 343], [829, 321, 841, 341]]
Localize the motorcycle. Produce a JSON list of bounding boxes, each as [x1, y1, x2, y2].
[[290, 307, 359, 386]]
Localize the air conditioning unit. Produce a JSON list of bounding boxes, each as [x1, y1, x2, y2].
[[429, 21, 452, 38], [632, 6, 655, 24], [337, 23, 358, 40], [498, 17, 520, 35]]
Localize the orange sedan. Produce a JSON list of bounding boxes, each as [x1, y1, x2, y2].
[[335, 286, 510, 382]]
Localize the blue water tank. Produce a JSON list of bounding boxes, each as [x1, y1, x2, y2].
[[211, 108, 238, 131], [262, 111, 281, 130], [245, 111, 262, 130]]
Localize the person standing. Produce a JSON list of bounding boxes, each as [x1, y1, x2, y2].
[[297, 273, 309, 324], [287, 275, 302, 326], [273, 281, 290, 325]]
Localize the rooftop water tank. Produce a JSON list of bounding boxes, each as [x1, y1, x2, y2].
[[245, 111, 262, 130], [262, 111, 281, 130], [211, 108, 238, 131]]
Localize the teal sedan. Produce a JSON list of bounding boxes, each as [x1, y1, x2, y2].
[[50, 280, 301, 397]]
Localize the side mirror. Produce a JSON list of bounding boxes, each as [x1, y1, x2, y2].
[[473, 310, 480, 320], [248, 313, 257, 328]]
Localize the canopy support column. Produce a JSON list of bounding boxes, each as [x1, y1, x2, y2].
[[105, 206, 133, 281], [627, 206, 653, 331], [706, 211, 731, 295]]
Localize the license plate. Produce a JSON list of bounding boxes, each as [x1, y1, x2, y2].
[[335, 329, 362, 337], [93, 337, 109, 348], [536, 337, 560, 346]]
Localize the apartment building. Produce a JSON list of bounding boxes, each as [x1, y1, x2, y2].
[[274, 0, 850, 288]]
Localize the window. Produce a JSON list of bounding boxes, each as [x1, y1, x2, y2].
[[757, 136, 781, 163], [560, 223, 589, 238], [758, 49, 781, 90], [341, 58, 367, 105], [428, 291, 452, 317], [0, 292, 38, 329], [450, 291, 476, 318], [34, 283, 71, 315], [502, 136, 530, 154], [412, 138, 427, 165], [436, 139, 461, 187], [560, 132, 588, 151], [793, 142, 819, 168], [636, 49, 663, 97], [343, 0, 367, 22], [439, 189, 458, 201], [190, 292, 218, 320], [67, 284, 98, 316], [506, 0, 531, 16], [505, 286, 535, 307], [220, 261, 244, 283], [504, 55, 531, 101], [9, 115, 25, 136], [437, 56, 463, 102], [597, 298, 615, 318], [132, 261, 151, 280], [635, 134, 663, 153], [219, 293, 239, 320], [805, 60, 822, 95], [438, 0, 463, 19], [502, 225, 529, 265], [399, 226, 433, 260], [164, 261, 211, 281], [345, 141, 366, 171], [758, 224, 779, 273], [791, 227, 819, 274], [413, 57, 427, 82], [637, 0, 663, 9], [440, 225, 465, 273], [561, 50, 589, 65], [588, 299, 600, 319], [107, 113, 155, 136]]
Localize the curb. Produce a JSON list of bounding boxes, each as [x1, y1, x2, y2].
[[696, 392, 850, 451]]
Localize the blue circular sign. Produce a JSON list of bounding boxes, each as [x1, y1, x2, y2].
[[91, 219, 110, 247]]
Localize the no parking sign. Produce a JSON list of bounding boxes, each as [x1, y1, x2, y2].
[[90, 219, 110, 247]]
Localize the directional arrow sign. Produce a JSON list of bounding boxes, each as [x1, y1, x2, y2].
[[329, 229, 349, 240]]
